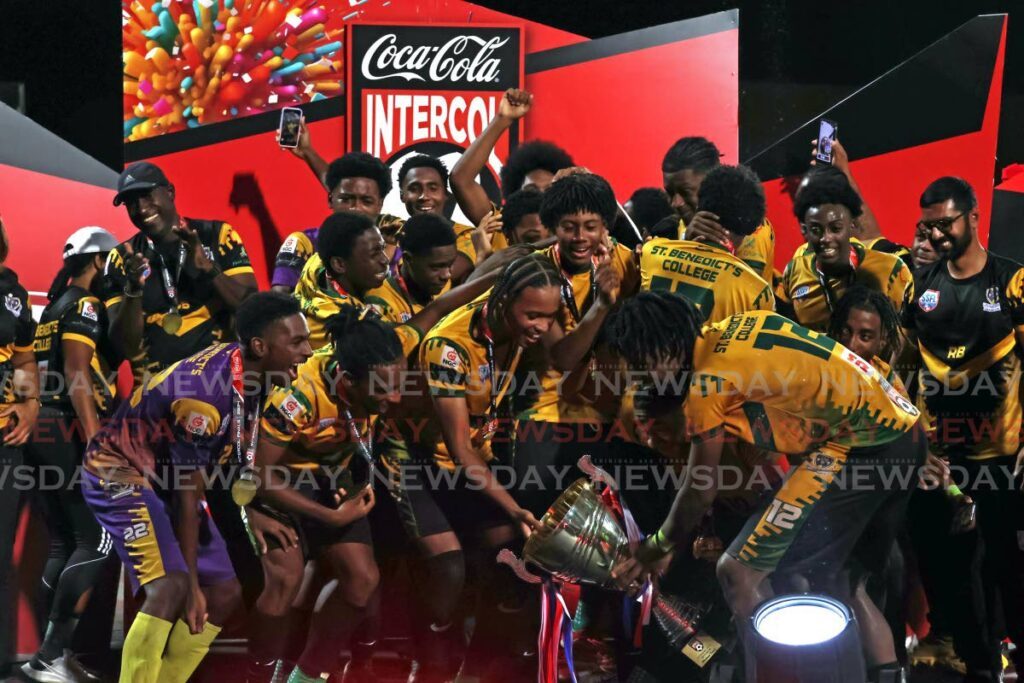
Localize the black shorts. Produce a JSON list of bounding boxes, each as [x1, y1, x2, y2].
[[388, 457, 510, 540], [250, 467, 372, 558], [506, 420, 611, 518], [727, 427, 926, 577]]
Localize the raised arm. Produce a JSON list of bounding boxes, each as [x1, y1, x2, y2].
[[451, 88, 533, 225]]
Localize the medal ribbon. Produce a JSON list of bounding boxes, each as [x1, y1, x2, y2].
[[230, 347, 261, 471], [340, 406, 376, 484], [146, 222, 188, 315], [538, 579, 578, 683], [551, 244, 598, 323], [814, 242, 862, 313], [477, 303, 522, 433]]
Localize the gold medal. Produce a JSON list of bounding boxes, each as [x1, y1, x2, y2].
[[162, 310, 183, 334], [231, 476, 258, 506]]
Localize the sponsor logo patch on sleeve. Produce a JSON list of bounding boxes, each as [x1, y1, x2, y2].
[[279, 393, 304, 421], [80, 301, 99, 322], [280, 236, 298, 255], [185, 412, 209, 436], [440, 345, 462, 371]]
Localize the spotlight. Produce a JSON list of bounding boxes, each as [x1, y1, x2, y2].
[[749, 594, 865, 682]]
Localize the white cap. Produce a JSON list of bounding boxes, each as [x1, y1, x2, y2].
[[63, 227, 119, 259]]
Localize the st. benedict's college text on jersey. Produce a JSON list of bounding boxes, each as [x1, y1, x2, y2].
[[640, 238, 774, 323]]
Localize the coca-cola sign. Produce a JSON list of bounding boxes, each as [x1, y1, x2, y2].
[[360, 33, 511, 84], [348, 23, 522, 212]]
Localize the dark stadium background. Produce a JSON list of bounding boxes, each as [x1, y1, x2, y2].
[[1, 0, 1021, 178]]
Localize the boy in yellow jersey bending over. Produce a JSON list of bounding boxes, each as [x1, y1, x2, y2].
[[606, 293, 923, 683]]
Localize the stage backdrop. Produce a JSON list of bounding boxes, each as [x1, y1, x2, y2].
[[121, 1, 740, 287], [746, 14, 1007, 263]]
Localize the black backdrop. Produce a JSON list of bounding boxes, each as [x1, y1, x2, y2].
[[1, 0, 1020, 177]]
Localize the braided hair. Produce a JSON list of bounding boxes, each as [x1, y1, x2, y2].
[[324, 306, 404, 381], [47, 253, 99, 302], [485, 252, 562, 330], [827, 285, 903, 360], [602, 291, 703, 370]]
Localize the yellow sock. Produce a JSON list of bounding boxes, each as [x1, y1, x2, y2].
[[156, 620, 222, 683], [120, 612, 174, 683]]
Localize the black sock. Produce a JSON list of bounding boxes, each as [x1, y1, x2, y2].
[[867, 661, 904, 683], [249, 612, 290, 666], [35, 617, 78, 664]]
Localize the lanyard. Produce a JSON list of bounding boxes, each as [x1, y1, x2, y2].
[[332, 363, 377, 483], [477, 303, 521, 424], [340, 407, 375, 470], [551, 244, 597, 323], [145, 225, 188, 309], [229, 347, 261, 470], [814, 244, 861, 313], [329, 275, 350, 300], [393, 269, 415, 313]]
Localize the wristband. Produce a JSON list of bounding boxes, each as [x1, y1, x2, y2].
[[124, 285, 144, 298], [946, 483, 965, 499], [649, 528, 675, 555]]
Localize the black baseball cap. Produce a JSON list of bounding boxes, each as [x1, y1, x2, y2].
[[113, 162, 171, 206]]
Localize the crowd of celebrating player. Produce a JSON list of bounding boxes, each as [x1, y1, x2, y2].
[[1, 87, 1022, 683]]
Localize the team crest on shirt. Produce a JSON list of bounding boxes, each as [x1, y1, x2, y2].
[[280, 236, 298, 254], [918, 289, 940, 312], [398, 312, 411, 323], [792, 285, 812, 300], [185, 412, 209, 436], [983, 286, 1002, 313], [807, 452, 839, 474], [80, 301, 99, 322], [4, 294, 21, 317], [478, 364, 491, 381], [441, 345, 462, 371], [203, 246, 216, 262]]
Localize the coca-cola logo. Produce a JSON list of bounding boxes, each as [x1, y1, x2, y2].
[[361, 33, 509, 84]]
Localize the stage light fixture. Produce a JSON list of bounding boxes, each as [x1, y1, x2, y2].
[[749, 594, 865, 682]]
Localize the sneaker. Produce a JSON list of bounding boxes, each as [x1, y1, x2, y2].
[[62, 651, 104, 683], [910, 633, 967, 675], [20, 656, 75, 683]]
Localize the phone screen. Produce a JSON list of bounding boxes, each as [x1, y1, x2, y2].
[[279, 108, 303, 148], [816, 119, 837, 164]]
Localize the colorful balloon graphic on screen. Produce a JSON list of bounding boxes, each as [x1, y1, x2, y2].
[[123, 0, 346, 141]]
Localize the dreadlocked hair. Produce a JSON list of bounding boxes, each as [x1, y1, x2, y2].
[[602, 291, 703, 370], [827, 285, 903, 360], [485, 252, 562, 328], [324, 306, 405, 382], [662, 136, 721, 175], [633, 382, 686, 423], [47, 253, 99, 302]]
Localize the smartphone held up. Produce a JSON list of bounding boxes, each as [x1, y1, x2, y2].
[[278, 107, 303, 149], [815, 119, 838, 165]]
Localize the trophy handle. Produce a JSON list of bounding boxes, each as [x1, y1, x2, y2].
[[578, 454, 617, 491], [496, 549, 543, 584]]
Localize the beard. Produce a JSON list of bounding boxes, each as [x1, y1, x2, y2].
[[931, 229, 971, 261]]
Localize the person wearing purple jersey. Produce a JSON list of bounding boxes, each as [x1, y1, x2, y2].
[[82, 292, 313, 683]]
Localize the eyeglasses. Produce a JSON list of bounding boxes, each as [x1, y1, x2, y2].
[[917, 211, 967, 234]]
